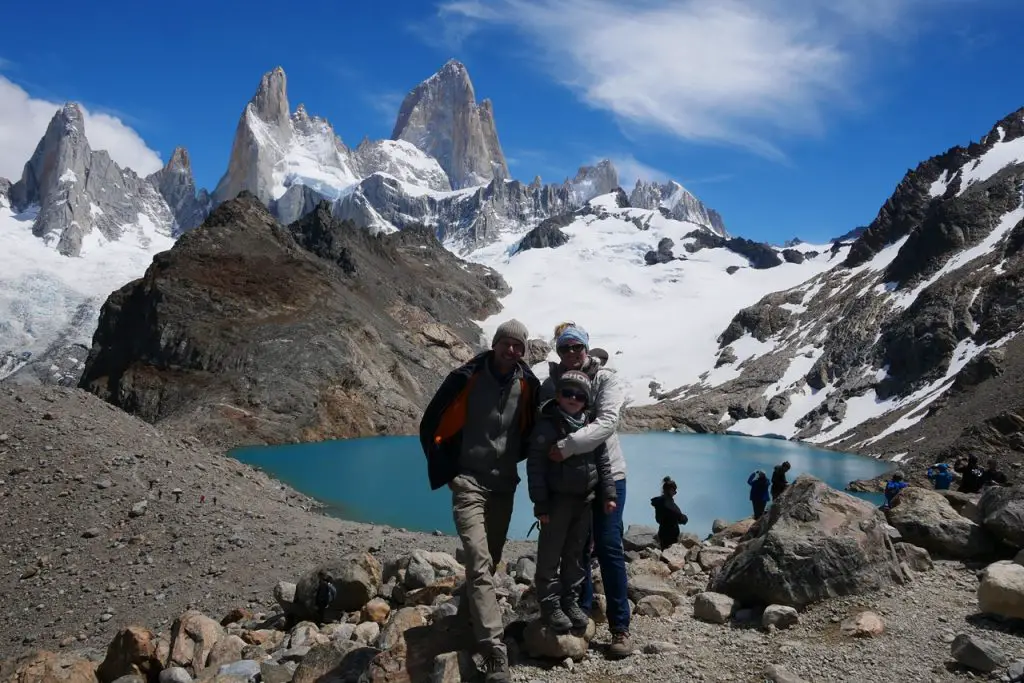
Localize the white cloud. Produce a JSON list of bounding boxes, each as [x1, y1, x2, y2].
[[0, 76, 162, 181], [436, 0, 974, 158]]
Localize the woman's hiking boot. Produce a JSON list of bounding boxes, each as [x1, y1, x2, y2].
[[607, 631, 633, 659], [540, 601, 573, 633], [561, 596, 590, 630]]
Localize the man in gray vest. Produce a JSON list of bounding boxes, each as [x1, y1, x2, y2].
[[419, 320, 540, 682]]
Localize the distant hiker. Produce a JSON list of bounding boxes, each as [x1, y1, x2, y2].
[[314, 570, 336, 625], [882, 472, 908, 510], [158, 490, 163, 500], [212, 496, 217, 505], [981, 459, 1009, 488], [771, 461, 792, 500], [541, 322, 632, 659], [418, 318, 539, 683], [528, 370, 617, 634], [589, 347, 609, 367], [747, 470, 770, 517], [954, 455, 985, 494], [650, 476, 688, 549], [173, 490, 182, 503], [927, 462, 955, 490], [148, 479, 156, 490], [200, 495, 205, 504]]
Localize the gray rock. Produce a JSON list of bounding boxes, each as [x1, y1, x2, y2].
[[513, 556, 536, 585], [712, 476, 904, 608], [978, 560, 1024, 619], [217, 660, 260, 682], [623, 525, 660, 552], [274, 582, 296, 611], [128, 500, 148, 518], [405, 553, 436, 590], [392, 60, 508, 190], [642, 641, 679, 654], [951, 633, 1007, 673], [158, 667, 192, 683], [522, 618, 596, 661], [761, 605, 799, 629], [692, 592, 735, 624], [627, 575, 683, 606], [259, 662, 292, 683], [764, 664, 809, 683], [885, 487, 997, 559], [894, 542, 933, 572], [979, 484, 1024, 549]]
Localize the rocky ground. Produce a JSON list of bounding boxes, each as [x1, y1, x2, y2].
[[3, 385, 1024, 682], [0, 385, 534, 660]]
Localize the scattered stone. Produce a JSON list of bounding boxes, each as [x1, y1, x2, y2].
[[291, 642, 359, 683], [217, 660, 261, 681], [95, 479, 113, 490], [82, 528, 102, 539], [693, 592, 736, 624], [157, 667, 191, 683], [513, 556, 536, 585], [635, 595, 674, 618], [353, 621, 380, 646], [762, 605, 799, 630], [128, 500, 148, 518], [894, 542, 933, 572], [522, 619, 596, 661], [978, 560, 1024, 619], [96, 626, 160, 683], [292, 554, 382, 619], [623, 525, 660, 552], [167, 610, 226, 672], [885, 487, 996, 559], [764, 663, 809, 683], [840, 611, 885, 638], [951, 633, 1007, 673], [642, 641, 678, 654], [362, 597, 391, 624], [627, 575, 683, 606]]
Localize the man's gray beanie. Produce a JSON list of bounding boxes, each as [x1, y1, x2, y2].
[[492, 319, 529, 348]]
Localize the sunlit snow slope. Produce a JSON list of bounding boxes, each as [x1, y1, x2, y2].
[[469, 193, 843, 406]]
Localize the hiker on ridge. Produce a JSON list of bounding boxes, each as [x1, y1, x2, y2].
[[418, 319, 540, 683], [954, 455, 985, 494], [771, 461, 791, 500], [926, 462, 955, 490], [650, 476, 688, 548], [528, 370, 617, 634], [541, 322, 633, 659], [747, 469, 771, 517]]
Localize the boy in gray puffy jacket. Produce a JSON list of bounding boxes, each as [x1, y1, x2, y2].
[[527, 370, 617, 633]]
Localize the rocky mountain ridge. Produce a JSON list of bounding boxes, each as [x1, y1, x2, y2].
[[76, 193, 509, 447], [624, 106, 1024, 477]]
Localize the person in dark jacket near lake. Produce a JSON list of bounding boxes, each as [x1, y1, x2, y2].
[[650, 477, 688, 549], [771, 461, 791, 500], [418, 319, 540, 683], [747, 470, 770, 517], [528, 370, 617, 633], [954, 455, 985, 494]]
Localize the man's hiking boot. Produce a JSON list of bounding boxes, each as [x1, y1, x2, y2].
[[482, 648, 510, 683], [607, 631, 633, 659], [561, 597, 590, 630], [540, 601, 573, 633]]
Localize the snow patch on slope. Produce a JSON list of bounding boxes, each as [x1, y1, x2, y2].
[[468, 194, 841, 405]]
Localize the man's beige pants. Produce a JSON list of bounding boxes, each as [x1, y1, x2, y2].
[[451, 475, 515, 655]]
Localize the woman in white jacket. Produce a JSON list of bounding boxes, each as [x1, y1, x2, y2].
[[540, 322, 632, 660]]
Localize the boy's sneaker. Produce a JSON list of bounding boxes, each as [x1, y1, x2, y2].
[[561, 597, 590, 630], [607, 631, 633, 660], [540, 601, 573, 634]]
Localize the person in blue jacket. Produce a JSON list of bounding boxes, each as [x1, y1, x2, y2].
[[882, 471, 908, 510], [747, 470, 771, 517], [927, 463, 955, 490]]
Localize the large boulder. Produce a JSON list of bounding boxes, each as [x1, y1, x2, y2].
[[710, 476, 904, 608], [978, 560, 1024, 620], [522, 619, 596, 661], [167, 611, 226, 673], [978, 485, 1024, 550], [0, 652, 97, 683], [293, 553, 383, 620], [96, 626, 162, 683], [884, 487, 997, 560]]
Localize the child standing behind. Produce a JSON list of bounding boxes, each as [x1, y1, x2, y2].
[[527, 370, 617, 634]]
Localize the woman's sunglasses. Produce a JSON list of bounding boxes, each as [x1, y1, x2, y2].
[[559, 388, 588, 402], [557, 343, 586, 355]]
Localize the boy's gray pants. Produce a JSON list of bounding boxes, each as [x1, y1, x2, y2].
[[535, 495, 593, 605]]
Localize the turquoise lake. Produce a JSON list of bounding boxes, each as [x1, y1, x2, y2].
[[232, 432, 893, 540]]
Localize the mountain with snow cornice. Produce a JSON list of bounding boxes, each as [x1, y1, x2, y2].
[[0, 104, 208, 384], [630, 179, 729, 237], [616, 106, 1024, 479], [0, 59, 728, 386]]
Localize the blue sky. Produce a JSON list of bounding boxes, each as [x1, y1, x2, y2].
[[1, 0, 1023, 243]]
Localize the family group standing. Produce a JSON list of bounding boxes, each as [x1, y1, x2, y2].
[[419, 319, 631, 683]]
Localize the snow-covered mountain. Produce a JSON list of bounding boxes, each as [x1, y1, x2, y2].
[[630, 180, 728, 237], [587, 106, 1024, 470], [0, 104, 206, 384], [0, 59, 728, 385], [469, 191, 842, 403]]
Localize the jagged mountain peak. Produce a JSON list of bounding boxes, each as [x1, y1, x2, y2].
[[250, 66, 290, 129], [629, 177, 728, 237], [391, 61, 508, 190], [166, 147, 192, 172]]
